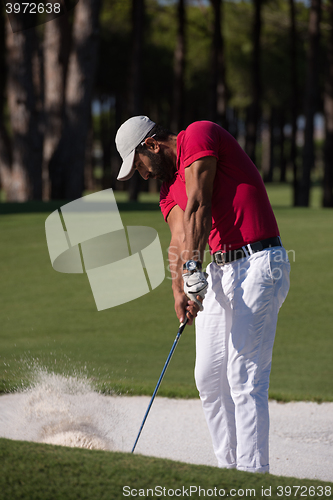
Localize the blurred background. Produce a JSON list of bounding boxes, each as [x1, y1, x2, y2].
[[0, 0, 332, 205]]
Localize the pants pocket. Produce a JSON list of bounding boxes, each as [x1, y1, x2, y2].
[[268, 248, 291, 308]]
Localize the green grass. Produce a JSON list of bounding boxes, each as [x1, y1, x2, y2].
[[1, 438, 332, 500], [0, 184, 333, 401], [0, 198, 196, 398], [261, 183, 324, 209]]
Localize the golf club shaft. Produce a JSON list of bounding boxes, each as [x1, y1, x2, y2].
[[131, 318, 188, 454]]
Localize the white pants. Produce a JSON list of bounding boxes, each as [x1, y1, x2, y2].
[[195, 247, 290, 473]]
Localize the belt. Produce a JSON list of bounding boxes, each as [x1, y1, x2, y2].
[[213, 236, 282, 266]]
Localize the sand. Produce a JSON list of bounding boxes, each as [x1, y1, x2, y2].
[[109, 396, 333, 483]]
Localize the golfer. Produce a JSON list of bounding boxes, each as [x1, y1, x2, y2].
[[115, 116, 290, 474]]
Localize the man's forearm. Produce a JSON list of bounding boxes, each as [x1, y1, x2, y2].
[[183, 203, 212, 264], [168, 238, 185, 298], [167, 204, 209, 324]]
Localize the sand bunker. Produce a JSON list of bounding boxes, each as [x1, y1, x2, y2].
[[0, 371, 332, 483]]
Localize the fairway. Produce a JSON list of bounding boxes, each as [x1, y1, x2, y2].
[[0, 184, 332, 402]]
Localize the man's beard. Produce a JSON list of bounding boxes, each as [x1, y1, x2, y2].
[[144, 149, 175, 183]]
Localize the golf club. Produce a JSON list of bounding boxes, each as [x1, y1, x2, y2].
[[131, 317, 188, 453]]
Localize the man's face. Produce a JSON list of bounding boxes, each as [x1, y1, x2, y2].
[[134, 147, 176, 183]]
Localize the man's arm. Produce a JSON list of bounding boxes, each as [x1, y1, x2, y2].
[[167, 156, 216, 323], [167, 205, 198, 324], [183, 156, 217, 263]]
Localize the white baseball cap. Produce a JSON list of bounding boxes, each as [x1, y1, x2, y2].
[[115, 115, 156, 181]]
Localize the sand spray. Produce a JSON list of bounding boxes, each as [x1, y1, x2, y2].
[[0, 366, 119, 451]]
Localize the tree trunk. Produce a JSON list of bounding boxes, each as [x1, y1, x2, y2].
[[261, 108, 274, 182], [42, 4, 71, 200], [289, 0, 299, 205], [298, 0, 322, 207], [278, 110, 286, 182], [100, 97, 113, 190], [128, 0, 145, 201], [228, 107, 239, 139], [210, 0, 227, 129], [5, 15, 43, 201], [84, 112, 95, 192], [128, 0, 145, 202], [323, 0, 333, 207], [128, 0, 145, 117], [0, 4, 12, 196], [50, 0, 102, 200], [171, 0, 186, 133], [245, 0, 262, 165]]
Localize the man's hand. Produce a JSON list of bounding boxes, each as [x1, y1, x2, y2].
[[182, 261, 208, 311], [174, 291, 203, 326]]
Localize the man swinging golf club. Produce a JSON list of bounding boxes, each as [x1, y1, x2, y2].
[[115, 116, 290, 474]]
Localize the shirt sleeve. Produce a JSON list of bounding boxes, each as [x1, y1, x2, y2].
[[181, 121, 220, 168], [159, 181, 177, 222]]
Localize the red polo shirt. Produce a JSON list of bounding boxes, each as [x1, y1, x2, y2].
[[160, 121, 279, 254]]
